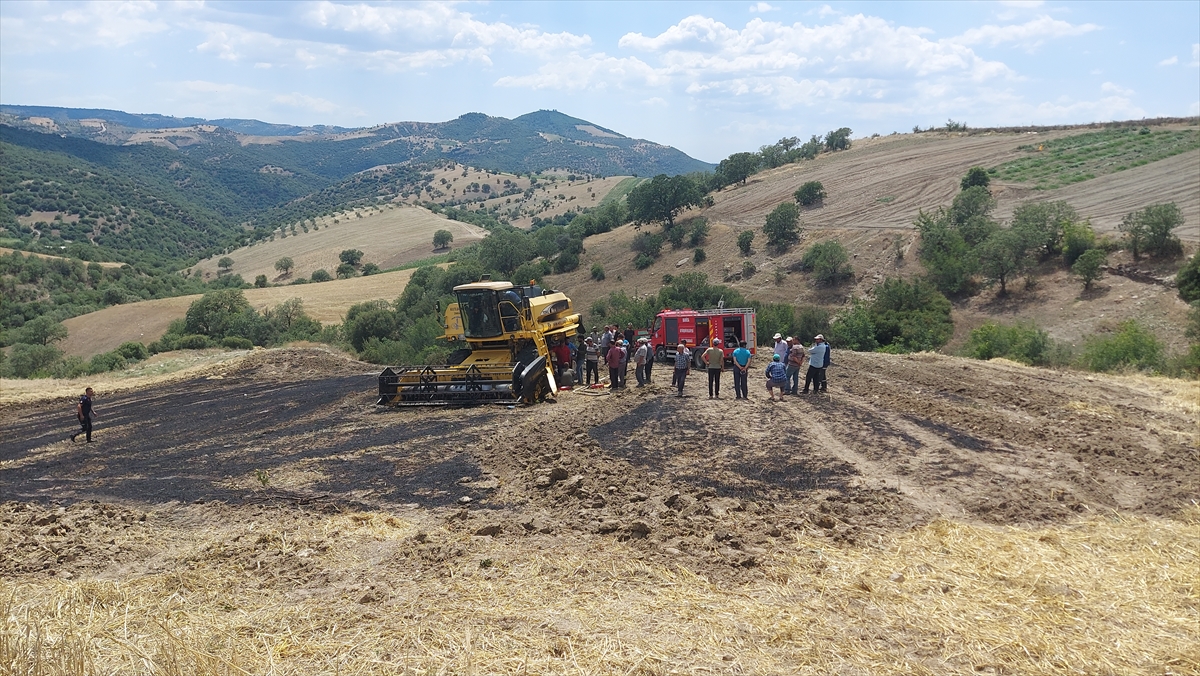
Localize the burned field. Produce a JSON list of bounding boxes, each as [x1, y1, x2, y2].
[[2, 348, 1197, 674]]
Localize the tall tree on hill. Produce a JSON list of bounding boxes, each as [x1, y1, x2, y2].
[[824, 128, 853, 152], [218, 257, 234, 274], [716, 152, 760, 187], [763, 202, 801, 252], [433, 229, 454, 249], [627, 174, 704, 230]]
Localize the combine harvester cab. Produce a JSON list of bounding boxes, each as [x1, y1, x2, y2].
[[377, 279, 580, 407]]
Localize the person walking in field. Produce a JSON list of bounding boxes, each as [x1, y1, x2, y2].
[[606, 339, 625, 390], [765, 354, 788, 402], [71, 387, 96, 443], [672, 342, 691, 397], [584, 337, 600, 386], [703, 338, 725, 398], [786, 338, 807, 395], [732, 340, 751, 399], [803, 334, 830, 394]]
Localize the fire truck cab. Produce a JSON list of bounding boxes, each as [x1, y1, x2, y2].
[[650, 307, 757, 368]]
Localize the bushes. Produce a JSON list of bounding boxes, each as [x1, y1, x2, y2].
[[631, 231, 664, 258], [311, 269, 332, 282], [1120, 202, 1184, 259], [763, 202, 801, 251], [793, 181, 826, 206], [1072, 249, 1107, 290], [737, 230, 754, 255], [962, 322, 1056, 365], [3, 343, 63, 378], [1177, 252, 1200, 303], [1080, 320, 1164, 373], [634, 254, 656, 270], [801, 241, 853, 285], [688, 219, 710, 247], [960, 167, 990, 190], [591, 263, 605, 281], [692, 248, 707, 264]]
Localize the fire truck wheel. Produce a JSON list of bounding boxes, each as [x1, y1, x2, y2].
[[655, 346, 667, 363]]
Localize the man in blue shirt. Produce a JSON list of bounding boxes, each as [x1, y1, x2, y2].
[[803, 334, 830, 394], [731, 340, 752, 399]]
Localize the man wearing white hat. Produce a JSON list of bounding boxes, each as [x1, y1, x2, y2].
[[633, 337, 652, 387], [772, 333, 789, 364], [803, 334, 830, 394]]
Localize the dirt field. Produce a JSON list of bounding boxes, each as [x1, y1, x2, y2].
[[59, 268, 423, 359], [190, 205, 483, 282], [1, 347, 1196, 673]]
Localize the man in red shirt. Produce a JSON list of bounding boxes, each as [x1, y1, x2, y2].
[[605, 341, 625, 389]]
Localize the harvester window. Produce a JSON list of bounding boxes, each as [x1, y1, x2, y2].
[[459, 290, 502, 338]]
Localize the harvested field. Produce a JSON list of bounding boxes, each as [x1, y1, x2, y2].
[[2, 347, 1197, 674], [58, 267, 422, 359], [190, 205, 482, 282]]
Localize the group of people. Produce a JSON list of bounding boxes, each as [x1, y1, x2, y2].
[[764, 333, 830, 401], [549, 323, 831, 402]]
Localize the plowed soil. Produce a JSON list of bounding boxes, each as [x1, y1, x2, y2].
[[4, 348, 1196, 584]]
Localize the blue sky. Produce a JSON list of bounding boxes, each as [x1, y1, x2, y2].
[[1, 1, 1197, 162]]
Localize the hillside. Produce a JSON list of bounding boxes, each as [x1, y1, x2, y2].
[[189, 204, 484, 282], [0, 106, 712, 178], [57, 267, 425, 358], [545, 122, 1199, 353], [1, 346, 1196, 673]]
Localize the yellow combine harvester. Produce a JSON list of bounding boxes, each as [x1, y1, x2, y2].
[[377, 278, 580, 406]]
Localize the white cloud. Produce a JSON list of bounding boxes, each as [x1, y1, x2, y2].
[[495, 53, 664, 90], [749, 3, 778, 13], [272, 92, 340, 114], [998, 1, 1045, 7], [1100, 81, 1133, 97], [1158, 56, 1178, 66], [951, 15, 1100, 50], [0, 0, 169, 52]]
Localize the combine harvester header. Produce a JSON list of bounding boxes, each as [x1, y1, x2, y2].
[[377, 278, 580, 406]]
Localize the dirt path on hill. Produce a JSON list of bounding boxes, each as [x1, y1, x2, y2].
[[2, 348, 1195, 585]]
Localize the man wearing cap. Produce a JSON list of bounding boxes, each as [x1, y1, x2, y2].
[[671, 341, 691, 397], [772, 333, 789, 364], [584, 337, 600, 385], [803, 334, 830, 394], [703, 338, 725, 398], [643, 338, 655, 385], [633, 337, 651, 387], [605, 337, 625, 389]]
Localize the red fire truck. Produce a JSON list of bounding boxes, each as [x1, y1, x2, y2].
[[649, 306, 757, 368]]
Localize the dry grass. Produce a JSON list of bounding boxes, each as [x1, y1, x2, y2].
[[3, 508, 1196, 675], [190, 206, 482, 282], [59, 267, 426, 359]]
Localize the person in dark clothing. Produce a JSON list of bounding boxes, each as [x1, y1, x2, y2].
[[71, 387, 95, 442], [623, 323, 636, 346]]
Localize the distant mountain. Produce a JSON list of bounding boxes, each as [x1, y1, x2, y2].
[[0, 105, 712, 177]]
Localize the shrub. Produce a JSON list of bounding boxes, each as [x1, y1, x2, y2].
[[512, 260, 549, 285], [1177, 252, 1200, 303], [176, 334, 216, 350], [87, 351, 127, 375], [3, 343, 62, 378], [688, 219, 710, 247], [254, 274, 268, 288], [692, 248, 707, 264], [311, 269, 332, 282], [1012, 201, 1077, 261], [1080, 320, 1164, 373], [275, 257, 295, 276], [870, 278, 954, 352], [666, 225, 686, 249], [737, 230, 754, 255], [1119, 202, 1184, 259], [802, 241, 853, 285], [591, 263, 605, 281], [962, 322, 1053, 365], [763, 202, 801, 251], [336, 262, 358, 279], [915, 210, 977, 295], [553, 251, 580, 274], [634, 253, 656, 270], [1072, 249, 1107, 289], [742, 260, 756, 277], [793, 181, 826, 206], [1060, 220, 1097, 265], [184, 289, 251, 338], [960, 167, 990, 190], [221, 336, 254, 350], [794, 306, 832, 343], [631, 231, 664, 257], [116, 342, 149, 361], [828, 302, 878, 352], [361, 263, 382, 276], [339, 249, 365, 266]]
